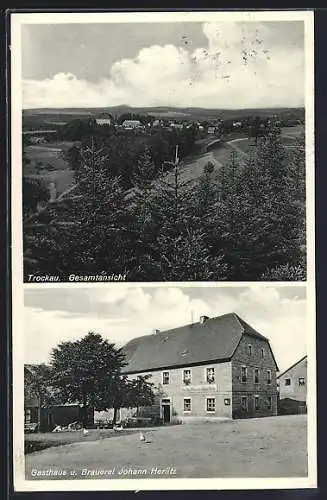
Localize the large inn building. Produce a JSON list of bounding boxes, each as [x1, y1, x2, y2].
[[116, 313, 279, 422]]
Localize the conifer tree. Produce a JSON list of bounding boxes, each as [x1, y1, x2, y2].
[[131, 160, 226, 280], [24, 139, 135, 276], [215, 125, 306, 280]]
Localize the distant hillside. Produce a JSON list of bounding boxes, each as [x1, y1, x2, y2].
[[23, 106, 305, 130]]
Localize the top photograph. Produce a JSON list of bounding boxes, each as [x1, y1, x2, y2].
[[11, 11, 314, 283]]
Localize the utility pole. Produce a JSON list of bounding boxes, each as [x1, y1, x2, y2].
[[175, 144, 179, 166], [174, 144, 179, 214]]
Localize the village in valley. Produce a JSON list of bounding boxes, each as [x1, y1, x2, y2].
[[22, 105, 305, 283]]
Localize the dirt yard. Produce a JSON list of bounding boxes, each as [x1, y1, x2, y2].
[[25, 415, 307, 480]]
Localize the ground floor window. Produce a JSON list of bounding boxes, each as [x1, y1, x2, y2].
[[206, 398, 216, 412], [241, 396, 248, 411], [255, 396, 260, 411], [24, 409, 31, 424], [267, 396, 272, 410], [183, 398, 191, 412]]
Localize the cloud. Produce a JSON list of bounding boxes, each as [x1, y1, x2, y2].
[[24, 285, 307, 373], [22, 22, 304, 109]]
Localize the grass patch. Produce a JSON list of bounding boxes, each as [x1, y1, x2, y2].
[[25, 428, 139, 455]]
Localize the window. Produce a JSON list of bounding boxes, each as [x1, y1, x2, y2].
[[224, 398, 231, 406], [206, 398, 216, 412], [255, 396, 260, 411], [254, 368, 259, 384], [183, 369, 191, 385], [285, 378, 291, 386], [299, 377, 305, 386], [241, 366, 247, 383], [184, 398, 191, 412], [25, 409, 31, 424], [267, 396, 272, 410], [206, 367, 215, 384], [241, 396, 248, 411], [261, 348, 265, 358], [267, 370, 272, 385], [248, 344, 252, 355], [162, 372, 170, 385]]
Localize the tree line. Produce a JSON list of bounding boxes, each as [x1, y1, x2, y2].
[[23, 124, 306, 281]]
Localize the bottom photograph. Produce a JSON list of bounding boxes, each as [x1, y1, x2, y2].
[[18, 284, 314, 487]]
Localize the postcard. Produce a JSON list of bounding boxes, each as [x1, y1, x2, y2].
[[10, 9, 316, 492]]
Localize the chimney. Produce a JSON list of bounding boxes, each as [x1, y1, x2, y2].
[[199, 315, 209, 325], [153, 329, 160, 335]]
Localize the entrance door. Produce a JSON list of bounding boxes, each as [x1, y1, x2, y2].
[[162, 404, 171, 423], [47, 411, 54, 430]]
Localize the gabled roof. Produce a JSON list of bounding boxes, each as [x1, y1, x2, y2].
[[277, 355, 307, 379], [122, 313, 274, 374]]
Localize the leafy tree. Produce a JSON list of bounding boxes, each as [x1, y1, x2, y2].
[[24, 364, 62, 407], [103, 374, 155, 424], [50, 332, 127, 427]]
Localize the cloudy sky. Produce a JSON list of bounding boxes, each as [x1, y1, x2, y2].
[[21, 20, 305, 109], [24, 285, 307, 372]]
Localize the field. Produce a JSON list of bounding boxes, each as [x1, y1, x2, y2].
[[24, 141, 76, 196], [25, 415, 307, 479], [23, 123, 304, 201], [173, 124, 304, 183]]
